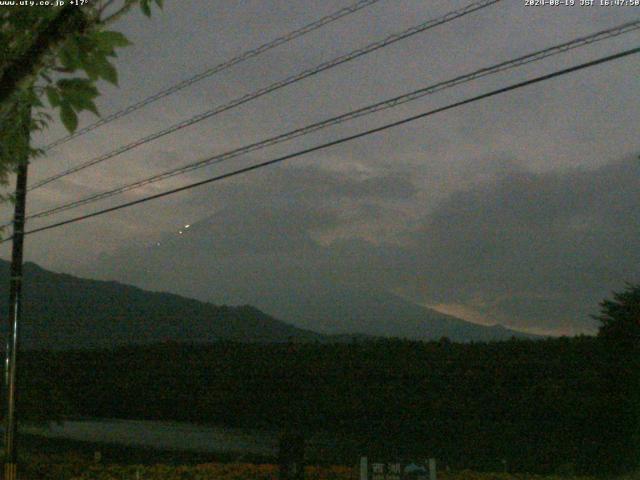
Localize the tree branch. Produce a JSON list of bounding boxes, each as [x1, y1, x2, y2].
[[0, 6, 89, 111]]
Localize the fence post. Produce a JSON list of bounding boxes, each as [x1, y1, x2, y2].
[[360, 456, 368, 480], [428, 458, 436, 480]]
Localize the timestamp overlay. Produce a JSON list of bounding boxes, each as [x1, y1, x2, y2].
[[0, 0, 91, 7], [525, 0, 639, 7]]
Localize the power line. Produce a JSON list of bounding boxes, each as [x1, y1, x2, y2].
[[5, 45, 637, 243], [39, 0, 384, 152], [29, 0, 502, 191], [21, 20, 640, 223]]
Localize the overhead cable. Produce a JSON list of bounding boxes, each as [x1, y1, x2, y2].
[[6, 45, 637, 242], [22, 20, 640, 222], [29, 0, 502, 191], [39, 0, 384, 152]]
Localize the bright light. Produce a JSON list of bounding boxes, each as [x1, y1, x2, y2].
[[184, 224, 191, 229], [178, 230, 183, 235]]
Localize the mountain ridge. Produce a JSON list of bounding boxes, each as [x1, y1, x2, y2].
[[0, 259, 538, 349], [0, 260, 325, 349]]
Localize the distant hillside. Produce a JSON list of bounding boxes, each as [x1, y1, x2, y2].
[[0, 260, 537, 349], [77, 213, 541, 343], [252, 284, 540, 342], [0, 260, 324, 349]]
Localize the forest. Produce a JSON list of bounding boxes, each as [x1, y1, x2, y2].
[[16, 333, 639, 476]]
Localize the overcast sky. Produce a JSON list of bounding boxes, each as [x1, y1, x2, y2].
[[1, 0, 638, 336]]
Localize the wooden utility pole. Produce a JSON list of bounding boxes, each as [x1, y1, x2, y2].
[[3, 107, 30, 480]]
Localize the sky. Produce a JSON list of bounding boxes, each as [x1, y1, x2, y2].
[[1, 0, 639, 336]]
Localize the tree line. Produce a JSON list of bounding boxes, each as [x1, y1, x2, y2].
[[13, 284, 640, 476]]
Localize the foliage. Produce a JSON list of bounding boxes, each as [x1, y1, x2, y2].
[[594, 283, 640, 345], [20, 336, 638, 476], [0, 0, 163, 194], [22, 457, 351, 480], [19, 455, 605, 480], [16, 351, 71, 425], [0, 91, 36, 202], [593, 283, 640, 475]]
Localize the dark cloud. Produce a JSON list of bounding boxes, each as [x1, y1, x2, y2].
[[214, 165, 417, 202], [79, 156, 639, 335], [1, 1, 638, 337], [404, 156, 640, 333]]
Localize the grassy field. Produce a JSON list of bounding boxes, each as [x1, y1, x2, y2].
[[15, 442, 638, 480], [19, 453, 631, 480]]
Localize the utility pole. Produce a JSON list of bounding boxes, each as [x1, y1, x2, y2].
[[3, 106, 30, 480]]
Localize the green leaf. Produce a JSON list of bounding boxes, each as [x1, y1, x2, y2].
[[141, 0, 152, 17], [76, 38, 100, 79], [45, 86, 60, 107], [95, 30, 131, 49], [81, 60, 100, 81], [66, 94, 99, 116], [56, 78, 100, 115], [95, 57, 118, 86], [86, 101, 99, 116], [58, 39, 82, 71], [57, 78, 98, 97], [73, 96, 99, 116], [31, 95, 43, 108], [59, 103, 78, 133], [75, 34, 93, 52]]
